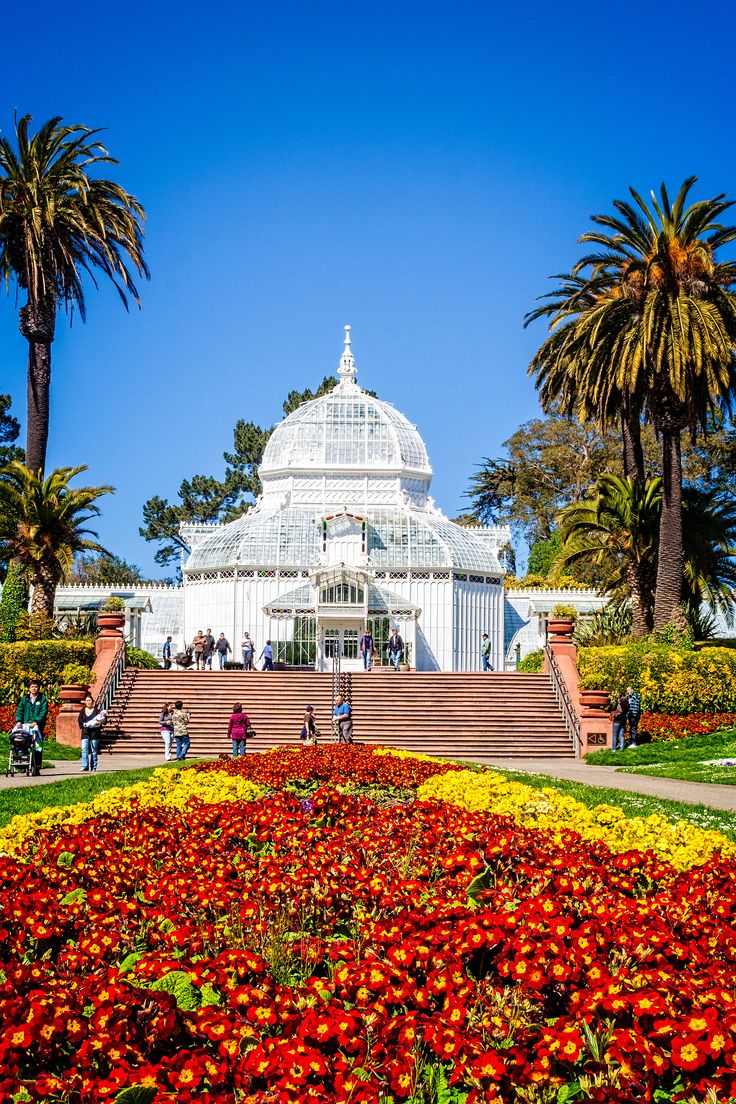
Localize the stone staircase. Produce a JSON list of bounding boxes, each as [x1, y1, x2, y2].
[[103, 670, 574, 760]]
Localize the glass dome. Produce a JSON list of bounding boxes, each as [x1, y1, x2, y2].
[[261, 388, 430, 477]]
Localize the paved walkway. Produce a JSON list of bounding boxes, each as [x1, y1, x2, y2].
[[0, 755, 178, 791], [485, 758, 736, 813]]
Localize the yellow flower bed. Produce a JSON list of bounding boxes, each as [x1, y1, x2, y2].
[[418, 769, 736, 871], [0, 767, 265, 857], [372, 747, 448, 763]]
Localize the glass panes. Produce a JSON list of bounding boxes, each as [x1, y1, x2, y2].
[[343, 628, 359, 659], [324, 629, 339, 658], [320, 582, 365, 604]]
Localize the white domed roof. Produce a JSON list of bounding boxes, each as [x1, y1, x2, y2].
[[260, 328, 431, 478]]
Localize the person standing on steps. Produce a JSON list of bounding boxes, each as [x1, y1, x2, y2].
[[162, 636, 173, 670], [611, 691, 629, 752], [16, 680, 48, 776], [300, 704, 318, 745], [333, 693, 353, 743], [627, 685, 642, 747], [242, 632, 254, 670], [360, 627, 373, 671], [193, 631, 205, 671], [259, 640, 274, 671], [78, 692, 104, 772], [159, 701, 175, 761], [481, 633, 493, 672], [228, 701, 250, 756], [216, 633, 232, 669], [203, 629, 215, 671], [172, 699, 191, 760], [387, 628, 404, 672]]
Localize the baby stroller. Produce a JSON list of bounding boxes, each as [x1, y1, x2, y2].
[[174, 645, 194, 670], [6, 723, 42, 778]]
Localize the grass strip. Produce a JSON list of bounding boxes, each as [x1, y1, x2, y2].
[[0, 764, 180, 828], [585, 729, 736, 786]]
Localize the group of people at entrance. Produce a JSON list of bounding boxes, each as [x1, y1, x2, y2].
[[168, 631, 274, 671], [358, 628, 404, 671]]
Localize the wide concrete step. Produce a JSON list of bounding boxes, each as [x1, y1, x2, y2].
[[103, 669, 574, 759]]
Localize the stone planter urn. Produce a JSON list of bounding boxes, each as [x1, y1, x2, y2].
[[97, 611, 125, 637], [547, 617, 575, 642], [58, 684, 88, 710], [579, 689, 610, 711]]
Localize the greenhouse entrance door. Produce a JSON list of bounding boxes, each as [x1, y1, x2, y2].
[[318, 621, 363, 672]]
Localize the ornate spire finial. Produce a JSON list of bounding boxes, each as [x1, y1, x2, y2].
[[337, 324, 357, 383]]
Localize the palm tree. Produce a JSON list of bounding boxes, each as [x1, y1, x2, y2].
[[0, 461, 113, 618], [527, 178, 736, 629], [0, 115, 148, 474], [555, 474, 661, 636], [556, 474, 736, 637]]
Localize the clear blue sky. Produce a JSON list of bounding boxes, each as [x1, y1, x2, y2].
[[3, 0, 736, 576]]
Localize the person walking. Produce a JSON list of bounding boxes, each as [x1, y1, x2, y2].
[[360, 628, 373, 671], [16, 680, 48, 776], [162, 636, 173, 670], [259, 640, 274, 671], [242, 632, 255, 670], [216, 633, 232, 669], [611, 691, 629, 752], [300, 704, 318, 745], [203, 629, 215, 671], [481, 633, 494, 672], [159, 701, 175, 761], [387, 628, 404, 672], [627, 686, 642, 747], [193, 631, 205, 671], [78, 693, 104, 772], [228, 702, 250, 757], [172, 700, 191, 760], [333, 693, 353, 743]]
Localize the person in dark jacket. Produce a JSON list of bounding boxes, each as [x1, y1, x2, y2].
[[227, 702, 250, 756], [16, 681, 48, 776], [612, 692, 629, 752], [626, 686, 642, 747], [203, 629, 216, 670], [78, 693, 104, 772], [216, 633, 232, 669]]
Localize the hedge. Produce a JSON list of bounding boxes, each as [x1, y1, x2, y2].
[[518, 649, 544, 673], [578, 641, 736, 714], [0, 640, 95, 706], [126, 646, 160, 670]]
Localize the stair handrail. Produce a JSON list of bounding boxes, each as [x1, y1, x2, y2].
[[96, 641, 127, 716], [331, 651, 341, 741], [544, 644, 582, 756]]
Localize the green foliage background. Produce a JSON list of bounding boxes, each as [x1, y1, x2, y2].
[[0, 640, 95, 704], [578, 642, 736, 713]]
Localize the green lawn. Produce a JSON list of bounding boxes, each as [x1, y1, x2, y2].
[[584, 728, 736, 786], [1, 758, 734, 846], [0, 763, 181, 828]]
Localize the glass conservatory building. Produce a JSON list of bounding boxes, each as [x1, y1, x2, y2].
[[181, 329, 510, 671]]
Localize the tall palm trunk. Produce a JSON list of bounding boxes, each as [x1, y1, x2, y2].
[[19, 299, 56, 475], [654, 426, 687, 630], [628, 561, 654, 637], [29, 563, 59, 620], [621, 401, 645, 486]]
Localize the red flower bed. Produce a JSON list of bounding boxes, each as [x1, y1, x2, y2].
[[0, 702, 61, 740], [1, 748, 736, 1102], [639, 712, 736, 741]]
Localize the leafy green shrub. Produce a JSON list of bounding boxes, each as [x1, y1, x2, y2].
[[126, 646, 160, 669], [551, 603, 577, 620], [574, 601, 632, 647], [102, 596, 126, 612], [578, 641, 736, 713], [60, 662, 95, 686], [0, 640, 95, 705], [0, 563, 29, 643], [518, 649, 544, 672]]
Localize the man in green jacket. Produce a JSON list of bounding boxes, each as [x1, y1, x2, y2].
[[16, 680, 48, 775]]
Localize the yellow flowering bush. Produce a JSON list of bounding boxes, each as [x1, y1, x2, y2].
[[418, 768, 736, 871], [578, 642, 736, 713], [0, 767, 265, 856]]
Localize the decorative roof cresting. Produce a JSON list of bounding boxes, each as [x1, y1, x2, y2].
[[337, 324, 358, 385]]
